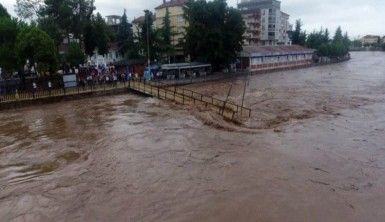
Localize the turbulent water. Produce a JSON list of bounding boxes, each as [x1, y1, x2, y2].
[[1, 51, 385, 222]]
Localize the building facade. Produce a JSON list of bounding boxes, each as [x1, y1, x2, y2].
[[238, 0, 291, 46], [155, 0, 188, 58], [239, 45, 314, 72], [361, 35, 380, 46]]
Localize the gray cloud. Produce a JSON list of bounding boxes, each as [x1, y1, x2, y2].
[[2, 0, 384, 38]]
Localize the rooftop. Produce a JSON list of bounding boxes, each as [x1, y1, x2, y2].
[[132, 16, 145, 24], [155, 0, 188, 10], [362, 35, 380, 39], [241, 45, 315, 57]]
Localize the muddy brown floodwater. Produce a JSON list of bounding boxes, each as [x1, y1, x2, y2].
[[1, 51, 385, 222]]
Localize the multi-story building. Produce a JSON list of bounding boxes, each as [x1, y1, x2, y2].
[[155, 0, 188, 60], [238, 0, 291, 46], [361, 35, 380, 46]]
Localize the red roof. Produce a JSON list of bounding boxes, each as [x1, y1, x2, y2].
[[155, 0, 188, 10]]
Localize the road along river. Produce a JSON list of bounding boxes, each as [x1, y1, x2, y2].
[[1, 51, 385, 221]]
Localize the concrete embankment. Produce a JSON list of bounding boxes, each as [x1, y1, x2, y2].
[[0, 87, 130, 111]]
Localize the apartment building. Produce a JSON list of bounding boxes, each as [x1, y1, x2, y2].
[[238, 0, 291, 46], [361, 35, 380, 46], [155, 0, 188, 59]]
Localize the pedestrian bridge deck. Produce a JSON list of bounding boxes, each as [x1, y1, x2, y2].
[[0, 80, 251, 120], [129, 80, 251, 120]]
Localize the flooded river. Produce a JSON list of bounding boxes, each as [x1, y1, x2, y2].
[[1, 51, 385, 221]]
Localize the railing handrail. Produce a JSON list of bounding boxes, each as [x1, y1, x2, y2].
[[142, 79, 252, 113], [130, 79, 252, 118]]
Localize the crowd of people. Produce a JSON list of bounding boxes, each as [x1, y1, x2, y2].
[[76, 64, 140, 87]]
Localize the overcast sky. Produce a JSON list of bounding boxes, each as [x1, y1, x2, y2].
[[2, 0, 384, 38]]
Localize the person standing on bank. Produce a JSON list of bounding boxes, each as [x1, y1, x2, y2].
[[48, 81, 52, 96], [32, 82, 37, 98]]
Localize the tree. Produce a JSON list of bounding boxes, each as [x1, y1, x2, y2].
[[117, 10, 134, 56], [68, 0, 95, 43], [342, 32, 350, 48], [0, 3, 10, 18], [139, 10, 162, 62], [14, 0, 43, 20], [37, 17, 62, 47], [292, 19, 306, 46], [333, 26, 343, 44], [15, 26, 58, 75], [66, 42, 86, 67], [324, 28, 329, 43], [159, 7, 175, 62], [0, 17, 19, 76], [184, 0, 245, 70], [93, 13, 109, 55], [83, 19, 97, 56], [39, 0, 95, 47]]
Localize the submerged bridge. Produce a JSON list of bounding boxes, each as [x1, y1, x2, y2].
[[129, 80, 251, 120], [0, 80, 252, 120]]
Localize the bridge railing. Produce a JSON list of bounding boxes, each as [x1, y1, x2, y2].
[[129, 79, 252, 120]]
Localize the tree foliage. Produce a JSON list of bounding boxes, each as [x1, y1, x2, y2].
[[306, 28, 329, 49], [159, 7, 175, 62], [15, 26, 58, 74], [184, 0, 245, 70], [66, 42, 86, 67], [0, 3, 10, 18], [14, 0, 43, 20], [292, 20, 306, 46], [83, 19, 97, 56], [0, 16, 19, 75], [38, 0, 95, 46], [139, 10, 162, 62], [93, 13, 109, 55], [117, 10, 136, 58], [302, 21, 350, 58], [333, 26, 343, 44]]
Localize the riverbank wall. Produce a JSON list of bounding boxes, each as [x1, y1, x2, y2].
[[0, 87, 130, 111]]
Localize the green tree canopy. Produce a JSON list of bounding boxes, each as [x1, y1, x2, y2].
[[184, 0, 245, 70], [139, 10, 162, 62], [83, 19, 97, 56], [292, 20, 306, 46], [159, 7, 175, 62], [333, 26, 343, 44], [66, 42, 86, 67], [0, 17, 19, 75], [93, 13, 109, 55], [0, 3, 10, 18], [16, 26, 58, 75], [38, 0, 95, 46], [117, 10, 134, 56]]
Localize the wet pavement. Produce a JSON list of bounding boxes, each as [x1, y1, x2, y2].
[[1, 51, 385, 221]]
